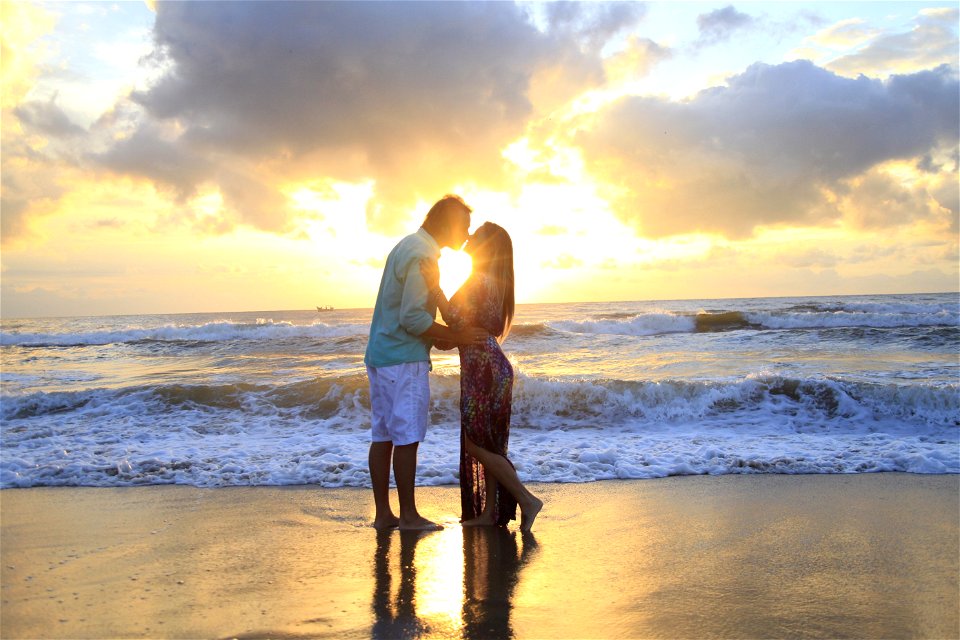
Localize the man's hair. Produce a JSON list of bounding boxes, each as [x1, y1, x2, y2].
[[422, 194, 472, 227]]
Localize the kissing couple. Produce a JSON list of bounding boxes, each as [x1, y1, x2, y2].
[[364, 195, 542, 533]]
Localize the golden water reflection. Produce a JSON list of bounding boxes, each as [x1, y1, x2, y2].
[[372, 526, 538, 639]]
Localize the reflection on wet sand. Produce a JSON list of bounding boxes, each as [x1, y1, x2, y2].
[[371, 526, 538, 639], [462, 527, 538, 639]]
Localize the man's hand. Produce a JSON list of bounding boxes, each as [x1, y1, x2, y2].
[[421, 322, 488, 346], [452, 326, 490, 346]]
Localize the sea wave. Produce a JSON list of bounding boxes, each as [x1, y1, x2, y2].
[[4, 371, 956, 428], [506, 322, 557, 338], [3, 370, 956, 488], [0, 319, 368, 347], [551, 306, 958, 337], [1, 375, 371, 422]]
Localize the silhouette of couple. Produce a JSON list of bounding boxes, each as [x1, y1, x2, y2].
[[364, 195, 542, 533]]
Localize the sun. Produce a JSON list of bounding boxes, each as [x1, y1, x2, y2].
[[438, 248, 473, 295]]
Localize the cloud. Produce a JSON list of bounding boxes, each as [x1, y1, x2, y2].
[[806, 18, 877, 48], [695, 5, 755, 47], [14, 96, 87, 138], [1, 1, 61, 244], [836, 167, 956, 231], [87, 1, 638, 236], [791, 8, 959, 79], [536, 225, 568, 236], [826, 8, 959, 78], [95, 121, 212, 200], [542, 254, 582, 269], [604, 35, 672, 84], [543, 1, 647, 52], [0, 1, 56, 109], [577, 60, 959, 238]]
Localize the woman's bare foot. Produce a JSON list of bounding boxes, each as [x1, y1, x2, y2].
[[373, 514, 400, 529], [399, 516, 443, 531], [519, 496, 543, 533], [461, 513, 496, 527]]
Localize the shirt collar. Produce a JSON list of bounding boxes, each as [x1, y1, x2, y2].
[[417, 227, 441, 254]]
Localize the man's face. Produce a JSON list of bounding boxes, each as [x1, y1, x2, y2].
[[444, 210, 471, 249]]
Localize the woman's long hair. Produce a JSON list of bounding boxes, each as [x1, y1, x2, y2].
[[469, 222, 515, 341]]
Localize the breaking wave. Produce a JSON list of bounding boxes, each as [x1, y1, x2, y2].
[[0, 319, 369, 347], [3, 371, 956, 488], [551, 302, 958, 337]]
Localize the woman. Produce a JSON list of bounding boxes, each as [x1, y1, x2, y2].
[[422, 222, 542, 532]]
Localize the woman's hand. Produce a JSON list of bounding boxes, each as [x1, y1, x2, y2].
[[420, 258, 440, 291]]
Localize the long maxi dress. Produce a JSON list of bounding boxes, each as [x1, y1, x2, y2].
[[445, 273, 518, 526]]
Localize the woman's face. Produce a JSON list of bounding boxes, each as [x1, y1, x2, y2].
[[464, 231, 480, 256]]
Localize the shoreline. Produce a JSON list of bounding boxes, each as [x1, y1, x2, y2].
[[2, 473, 958, 639]]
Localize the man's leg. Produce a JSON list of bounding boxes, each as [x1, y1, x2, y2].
[[393, 442, 441, 530], [369, 441, 399, 529]]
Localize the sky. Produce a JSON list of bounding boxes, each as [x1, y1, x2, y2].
[[1, 0, 957, 317]]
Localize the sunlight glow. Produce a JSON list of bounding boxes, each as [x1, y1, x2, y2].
[[438, 249, 472, 296], [3, 1, 955, 318]]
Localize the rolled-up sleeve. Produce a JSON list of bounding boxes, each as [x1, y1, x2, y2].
[[398, 257, 435, 336]]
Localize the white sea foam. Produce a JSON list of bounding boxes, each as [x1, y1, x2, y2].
[[2, 372, 957, 488], [0, 319, 368, 347], [550, 313, 696, 336], [549, 302, 958, 337], [746, 309, 958, 330], [3, 406, 956, 488]]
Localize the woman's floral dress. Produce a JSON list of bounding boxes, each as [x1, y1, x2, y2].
[[445, 273, 517, 525]]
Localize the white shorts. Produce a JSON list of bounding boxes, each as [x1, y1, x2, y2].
[[367, 361, 430, 446]]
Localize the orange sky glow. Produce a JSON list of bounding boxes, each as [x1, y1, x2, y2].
[[1, 1, 957, 317]]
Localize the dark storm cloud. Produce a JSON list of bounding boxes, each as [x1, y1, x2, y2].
[[93, 0, 638, 233], [578, 60, 959, 237]]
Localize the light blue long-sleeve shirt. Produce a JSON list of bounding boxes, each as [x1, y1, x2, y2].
[[364, 228, 440, 368]]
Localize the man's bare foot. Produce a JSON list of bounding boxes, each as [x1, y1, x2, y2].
[[520, 496, 543, 533], [373, 514, 400, 529], [399, 516, 443, 531], [461, 513, 496, 527]]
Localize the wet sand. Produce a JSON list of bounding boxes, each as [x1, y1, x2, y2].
[[1, 473, 957, 639]]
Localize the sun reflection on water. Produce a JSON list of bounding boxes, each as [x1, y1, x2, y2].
[[372, 524, 538, 639], [414, 526, 466, 637]]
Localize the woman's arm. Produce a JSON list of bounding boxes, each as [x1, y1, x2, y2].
[[420, 259, 454, 323], [419, 259, 484, 350]]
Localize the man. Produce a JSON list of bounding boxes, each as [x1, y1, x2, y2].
[[365, 195, 488, 530]]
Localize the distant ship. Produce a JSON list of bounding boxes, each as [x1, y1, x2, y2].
[[317, 305, 334, 312]]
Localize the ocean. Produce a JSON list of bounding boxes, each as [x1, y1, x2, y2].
[[1, 293, 957, 488]]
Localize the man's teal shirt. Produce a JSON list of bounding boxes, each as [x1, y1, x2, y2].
[[364, 228, 440, 368]]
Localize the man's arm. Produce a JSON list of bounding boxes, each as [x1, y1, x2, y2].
[[397, 257, 438, 336], [420, 321, 488, 346], [398, 257, 487, 346]]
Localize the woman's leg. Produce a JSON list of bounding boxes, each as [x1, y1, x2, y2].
[[483, 474, 497, 517], [461, 468, 498, 526], [464, 436, 542, 532]]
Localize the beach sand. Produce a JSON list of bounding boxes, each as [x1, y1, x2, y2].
[[1, 473, 957, 639]]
